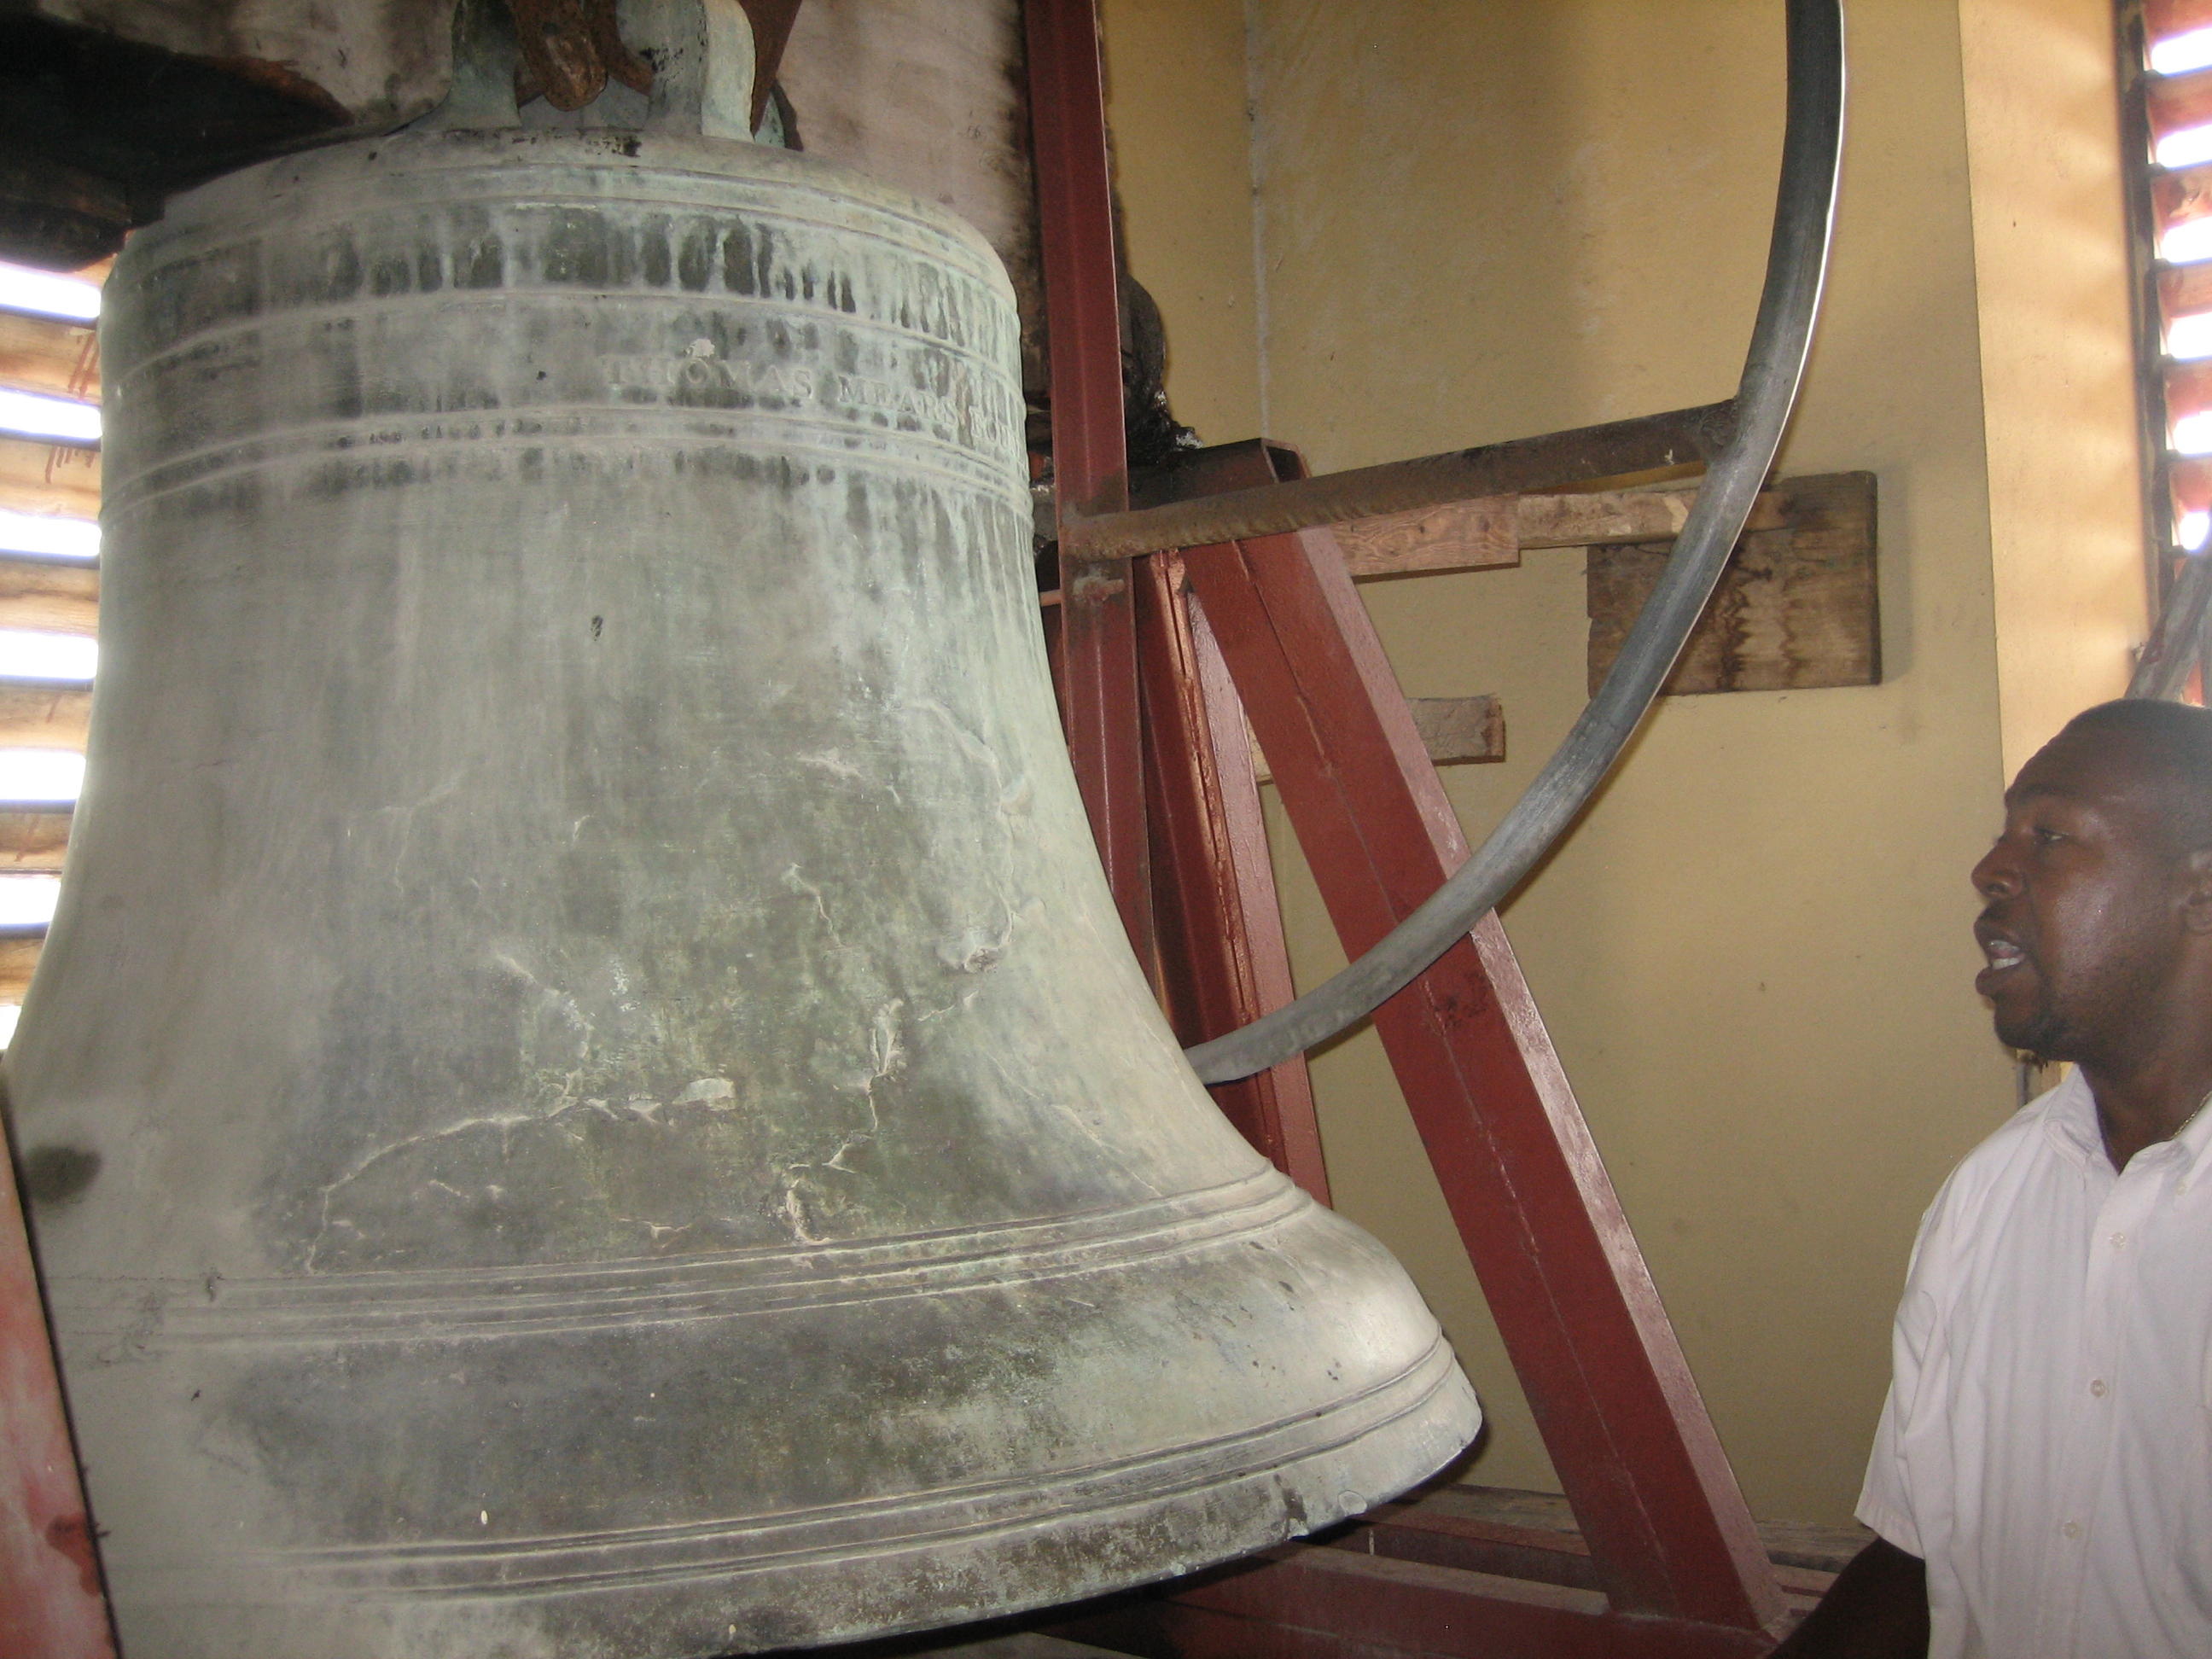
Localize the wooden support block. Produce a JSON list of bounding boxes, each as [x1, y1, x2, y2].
[[0, 312, 98, 402], [0, 930, 42, 1001], [0, 808, 71, 872], [1250, 695, 1504, 783], [0, 683, 90, 748], [1586, 471, 1878, 696], [1409, 694, 1505, 766], [0, 437, 100, 520], [0, 556, 97, 636], [1040, 484, 1800, 589], [1329, 498, 1518, 576], [1517, 487, 1790, 550], [1320, 486, 1791, 579]]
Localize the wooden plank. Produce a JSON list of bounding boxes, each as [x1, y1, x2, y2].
[[1407, 695, 1504, 765], [2163, 259, 2212, 331], [1310, 486, 1791, 581], [1249, 696, 1504, 784], [0, 439, 99, 519], [1516, 486, 1790, 552], [1184, 467, 1783, 1627], [1330, 497, 1516, 576], [1586, 470, 1878, 696], [0, 932, 43, 1001], [1066, 405, 1736, 560], [2151, 0, 2212, 44], [2158, 161, 2212, 252], [0, 684, 90, 749], [1047, 483, 1798, 589], [0, 312, 97, 403], [0, 809, 70, 873], [2151, 61, 2212, 149], [0, 556, 97, 637]]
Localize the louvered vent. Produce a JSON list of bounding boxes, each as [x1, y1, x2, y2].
[[0, 259, 102, 1049]]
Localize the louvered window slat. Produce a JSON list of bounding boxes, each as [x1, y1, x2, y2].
[[0, 260, 102, 1037]]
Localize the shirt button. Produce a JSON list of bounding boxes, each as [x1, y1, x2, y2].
[[2063, 1521, 2083, 1540], [2090, 1378, 2109, 1397], [2110, 1232, 2128, 1249]]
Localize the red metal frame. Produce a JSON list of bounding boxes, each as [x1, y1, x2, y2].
[[1137, 544, 1330, 1203], [1024, 0, 1789, 1650], [1179, 504, 1783, 1640], [1025, 0, 1153, 969], [1, 1145, 114, 1657]]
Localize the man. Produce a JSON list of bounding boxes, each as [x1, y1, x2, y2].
[[1779, 698, 2212, 1658]]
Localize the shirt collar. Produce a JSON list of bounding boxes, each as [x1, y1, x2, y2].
[[2040, 1068, 2105, 1169], [2038, 1065, 2212, 1178]]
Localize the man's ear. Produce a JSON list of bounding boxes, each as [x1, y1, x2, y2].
[[2184, 847, 2212, 934]]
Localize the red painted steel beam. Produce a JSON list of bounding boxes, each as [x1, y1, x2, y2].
[[1137, 547, 1330, 1201], [1179, 492, 1783, 1632], [1025, 0, 1153, 965], [1, 1150, 114, 1657], [1164, 1548, 1781, 1659]]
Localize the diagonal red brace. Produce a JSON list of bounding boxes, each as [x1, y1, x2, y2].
[[1180, 506, 1783, 1633]]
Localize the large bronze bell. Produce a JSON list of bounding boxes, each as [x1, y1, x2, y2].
[[6, 6, 1479, 1652]]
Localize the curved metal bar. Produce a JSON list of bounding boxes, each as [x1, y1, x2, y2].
[[1185, 0, 1845, 1085]]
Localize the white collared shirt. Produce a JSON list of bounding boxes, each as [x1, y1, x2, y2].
[[1859, 1069, 2212, 1657]]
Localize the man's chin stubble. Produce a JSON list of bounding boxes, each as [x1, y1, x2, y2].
[[1997, 1010, 2068, 1068]]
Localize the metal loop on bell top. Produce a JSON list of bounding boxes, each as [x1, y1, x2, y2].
[[422, 0, 757, 142]]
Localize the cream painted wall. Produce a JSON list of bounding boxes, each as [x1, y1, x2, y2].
[[1103, 0, 2140, 1525], [1959, 0, 2148, 773], [1097, 0, 1262, 443]]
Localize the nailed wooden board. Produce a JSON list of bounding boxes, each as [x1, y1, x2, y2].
[[1519, 486, 1790, 551], [1330, 497, 1517, 576], [0, 437, 99, 520], [0, 929, 39, 1000], [1586, 471, 1878, 696], [1318, 485, 1792, 579], [0, 311, 97, 402], [0, 682, 89, 748], [0, 808, 69, 872], [0, 556, 96, 636]]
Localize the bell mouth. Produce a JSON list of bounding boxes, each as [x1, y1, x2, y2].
[[79, 1182, 1475, 1650]]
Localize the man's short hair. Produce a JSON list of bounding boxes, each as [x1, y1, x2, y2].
[[2058, 698, 2212, 853]]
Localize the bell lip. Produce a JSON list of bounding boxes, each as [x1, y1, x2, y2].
[[104, 1341, 1481, 1654]]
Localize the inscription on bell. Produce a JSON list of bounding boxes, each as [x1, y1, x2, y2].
[[599, 338, 820, 401], [597, 334, 1017, 457]]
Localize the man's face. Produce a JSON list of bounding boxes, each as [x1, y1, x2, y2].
[[1970, 730, 2197, 1065]]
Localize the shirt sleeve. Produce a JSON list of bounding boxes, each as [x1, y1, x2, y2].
[[1854, 1189, 1955, 1558]]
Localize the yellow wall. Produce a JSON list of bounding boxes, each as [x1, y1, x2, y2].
[[1098, 0, 1263, 443], [1103, 0, 2143, 1525], [1959, 0, 2148, 771]]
